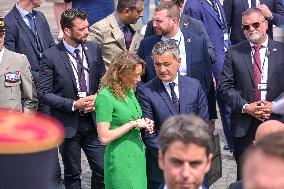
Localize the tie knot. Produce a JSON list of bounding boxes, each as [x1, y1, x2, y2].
[[26, 12, 33, 19], [74, 49, 80, 55], [253, 45, 261, 52], [169, 82, 175, 89]]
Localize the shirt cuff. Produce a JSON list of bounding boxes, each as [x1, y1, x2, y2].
[[242, 103, 248, 113], [72, 101, 76, 111]]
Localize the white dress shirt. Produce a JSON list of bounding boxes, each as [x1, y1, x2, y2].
[[161, 30, 187, 76], [162, 75, 179, 100], [63, 39, 90, 93], [250, 35, 269, 100], [16, 3, 33, 30]]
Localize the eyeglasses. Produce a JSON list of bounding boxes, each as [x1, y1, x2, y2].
[[242, 20, 266, 30]]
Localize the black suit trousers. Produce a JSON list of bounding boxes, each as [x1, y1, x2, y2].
[[60, 114, 105, 189]]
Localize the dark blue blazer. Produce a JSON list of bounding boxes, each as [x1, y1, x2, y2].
[[137, 29, 216, 119], [137, 75, 209, 182], [184, 0, 228, 81], [4, 5, 55, 82], [37, 41, 106, 138], [224, 0, 284, 45]]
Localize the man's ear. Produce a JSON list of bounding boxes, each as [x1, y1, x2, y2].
[[158, 150, 165, 171], [205, 153, 213, 173], [63, 28, 71, 37]]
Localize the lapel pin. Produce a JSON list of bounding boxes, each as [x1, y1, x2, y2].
[[183, 22, 188, 27], [272, 48, 277, 52], [85, 46, 88, 50], [187, 38, 191, 43]]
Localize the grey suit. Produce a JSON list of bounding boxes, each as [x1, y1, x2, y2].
[[0, 48, 38, 112], [88, 13, 142, 67]]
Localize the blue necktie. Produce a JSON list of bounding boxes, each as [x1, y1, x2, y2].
[[26, 13, 35, 34], [169, 82, 180, 113], [251, 0, 257, 7]]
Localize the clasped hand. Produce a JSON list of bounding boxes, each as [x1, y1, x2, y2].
[[74, 95, 97, 113], [244, 100, 273, 122], [132, 118, 154, 134]]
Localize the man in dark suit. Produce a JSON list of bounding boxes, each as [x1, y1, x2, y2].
[[137, 2, 217, 125], [137, 40, 209, 189], [158, 115, 212, 189], [144, 0, 216, 64], [224, 0, 284, 45], [183, 0, 234, 152], [4, 0, 55, 83], [38, 9, 106, 189], [218, 8, 284, 180]]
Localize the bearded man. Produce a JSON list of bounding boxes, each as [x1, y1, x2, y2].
[[218, 7, 284, 180]]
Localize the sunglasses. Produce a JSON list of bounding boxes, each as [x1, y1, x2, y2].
[[242, 20, 266, 30]]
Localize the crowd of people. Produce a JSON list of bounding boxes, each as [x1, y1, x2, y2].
[[1, 0, 284, 189]]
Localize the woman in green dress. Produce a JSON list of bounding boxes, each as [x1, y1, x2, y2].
[[95, 51, 154, 189]]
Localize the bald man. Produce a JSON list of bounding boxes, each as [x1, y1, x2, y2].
[[255, 120, 284, 141]]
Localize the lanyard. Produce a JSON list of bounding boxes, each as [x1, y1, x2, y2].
[[66, 50, 89, 82]]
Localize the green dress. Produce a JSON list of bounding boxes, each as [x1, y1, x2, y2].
[[95, 86, 147, 189]]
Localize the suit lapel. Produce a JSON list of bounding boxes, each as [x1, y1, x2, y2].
[[0, 49, 13, 75], [110, 14, 125, 50], [240, 41, 255, 86], [267, 39, 277, 89], [201, 0, 223, 27], [33, 11, 45, 50], [178, 76, 187, 114], [58, 42, 78, 93], [12, 6, 41, 57], [182, 31, 192, 77], [156, 78, 177, 115], [242, 0, 249, 10]]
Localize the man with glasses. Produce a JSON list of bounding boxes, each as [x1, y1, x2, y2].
[[224, 0, 284, 45], [218, 8, 284, 180], [88, 0, 144, 67]]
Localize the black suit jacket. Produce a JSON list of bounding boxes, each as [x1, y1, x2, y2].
[[137, 29, 217, 119], [218, 39, 284, 137], [223, 0, 284, 45], [37, 41, 106, 138], [4, 5, 55, 81], [144, 14, 216, 64]]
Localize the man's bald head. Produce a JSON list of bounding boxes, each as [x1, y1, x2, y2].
[[255, 120, 284, 142]]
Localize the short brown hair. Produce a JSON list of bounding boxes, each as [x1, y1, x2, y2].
[[155, 1, 181, 20]]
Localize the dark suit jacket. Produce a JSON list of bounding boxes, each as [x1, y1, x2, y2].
[[184, 0, 228, 80], [137, 29, 217, 119], [228, 181, 243, 189], [137, 75, 209, 182], [37, 41, 106, 138], [218, 39, 284, 137], [144, 14, 216, 64], [4, 5, 55, 81], [223, 0, 284, 45]]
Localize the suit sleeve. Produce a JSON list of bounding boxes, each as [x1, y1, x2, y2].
[[183, 0, 203, 21], [136, 86, 159, 147], [223, 0, 233, 30], [137, 39, 148, 83], [218, 48, 247, 113], [21, 55, 38, 112], [197, 82, 209, 122], [37, 52, 74, 112], [3, 19, 17, 52], [88, 23, 103, 45], [270, 0, 284, 27], [43, 14, 55, 48]]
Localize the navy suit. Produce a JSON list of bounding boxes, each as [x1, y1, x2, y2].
[[137, 30, 217, 119], [184, 0, 234, 151], [137, 75, 209, 189], [218, 39, 284, 179], [224, 0, 284, 45], [38, 41, 106, 189], [4, 5, 55, 82]]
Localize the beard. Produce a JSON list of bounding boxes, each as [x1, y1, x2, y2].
[[71, 35, 87, 45], [247, 31, 265, 44]]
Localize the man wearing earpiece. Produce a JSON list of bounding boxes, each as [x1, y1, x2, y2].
[[218, 8, 284, 180]]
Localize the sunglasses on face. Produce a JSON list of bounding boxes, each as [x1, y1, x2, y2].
[[242, 20, 266, 30]]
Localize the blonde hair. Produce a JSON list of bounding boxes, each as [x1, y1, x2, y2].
[[100, 51, 145, 99]]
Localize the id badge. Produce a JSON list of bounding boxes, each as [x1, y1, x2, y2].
[[224, 32, 229, 41], [78, 92, 87, 98], [258, 83, 267, 91]]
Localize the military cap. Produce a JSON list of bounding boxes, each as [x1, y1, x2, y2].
[[0, 16, 4, 32], [0, 110, 64, 189]]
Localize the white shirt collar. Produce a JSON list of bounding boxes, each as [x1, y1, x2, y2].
[[63, 38, 82, 55], [249, 35, 269, 48], [16, 3, 31, 18], [161, 29, 183, 42], [0, 47, 5, 63], [162, 74, 179, 87]]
